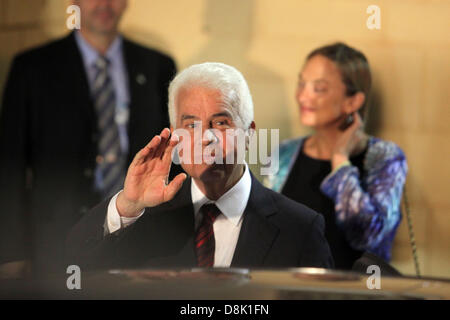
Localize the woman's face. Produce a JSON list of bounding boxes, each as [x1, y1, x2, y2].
[[296, 54, 350, 129]]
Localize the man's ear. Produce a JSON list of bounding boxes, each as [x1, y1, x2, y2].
[[247, 121, 256, 137], [344, 92, 365, 114]]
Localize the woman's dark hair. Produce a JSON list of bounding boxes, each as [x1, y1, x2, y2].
[[307, 42, 372, 119]]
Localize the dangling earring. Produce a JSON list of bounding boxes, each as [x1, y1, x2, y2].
[[338, 113, 354, 131]]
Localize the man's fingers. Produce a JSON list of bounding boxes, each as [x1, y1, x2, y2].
[[142, 128, 170, 162], [146, 134, 164, 150], [161, 133, 179, 166], [163, 173, 187, 202], [154, 128, 171, 159], [160, 127, 171, 140], [131, 147, 149, 166], [132, 135, 161, 165]]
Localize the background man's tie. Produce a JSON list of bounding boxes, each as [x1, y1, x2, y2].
[[92, 56, 125, 198], [195, 204, 222, 267]]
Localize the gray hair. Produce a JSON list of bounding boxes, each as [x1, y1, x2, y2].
[[168, 62, 254, 130]]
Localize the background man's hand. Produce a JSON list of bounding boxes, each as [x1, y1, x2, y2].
[[116, 128, 187, 217], [331, 113, 367, 170]]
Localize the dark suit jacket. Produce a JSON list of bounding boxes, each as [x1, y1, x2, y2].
[[0, 32, 177, 272], [66, 175, 334, 270]]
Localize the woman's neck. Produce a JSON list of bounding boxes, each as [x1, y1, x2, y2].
[[304, 126, 368, 160], [305, 127, 340, 160]]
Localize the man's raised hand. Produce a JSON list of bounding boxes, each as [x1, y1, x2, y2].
[[116, 128, 187, 217]]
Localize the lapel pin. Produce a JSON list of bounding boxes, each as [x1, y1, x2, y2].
[[136, 73, 147, 85]]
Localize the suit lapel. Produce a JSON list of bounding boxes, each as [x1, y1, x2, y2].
[[122, 39, 147, 162], [230, 175, 279, 268], [122, 38, 140, 114], [64, 32, 97, 133]]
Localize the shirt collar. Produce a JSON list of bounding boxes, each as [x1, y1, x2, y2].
[[191, 164, 252, 226], [74, 31, 123, 68]]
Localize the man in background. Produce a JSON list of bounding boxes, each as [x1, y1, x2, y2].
[[0, 0, 176, 277]]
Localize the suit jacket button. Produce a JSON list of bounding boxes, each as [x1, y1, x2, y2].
[[136, 73, 147, 85], [79, 206, 88, 214]]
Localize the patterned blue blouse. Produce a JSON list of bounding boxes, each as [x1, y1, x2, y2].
[[263, 136, 408, 262]]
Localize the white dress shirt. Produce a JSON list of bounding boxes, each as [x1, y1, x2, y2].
[[105, 164, 252, 267]]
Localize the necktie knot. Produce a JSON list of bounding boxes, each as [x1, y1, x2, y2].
[[95, 56, 110, 70], [201, 203, 221, 225]]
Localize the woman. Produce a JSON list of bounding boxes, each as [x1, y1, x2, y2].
[[264, 43, 408, 270]]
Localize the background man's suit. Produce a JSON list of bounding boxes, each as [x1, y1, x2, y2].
[[66, 175, 334, 269], [0, 32, 177, 274]]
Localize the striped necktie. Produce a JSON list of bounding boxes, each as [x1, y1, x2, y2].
[[195, 204, 222, 267], [92, 56, 125, 198]]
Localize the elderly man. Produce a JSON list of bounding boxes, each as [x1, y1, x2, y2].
[[0, 0, 177, 277], [67, 63, 333, 269]]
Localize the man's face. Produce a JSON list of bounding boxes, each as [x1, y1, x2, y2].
[[174, 86, 246, 182], [75, 0, 127, 35]]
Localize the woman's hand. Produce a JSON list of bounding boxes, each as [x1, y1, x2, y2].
[[116, 128, 187, 218], [331, 113, 367, 170]]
